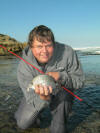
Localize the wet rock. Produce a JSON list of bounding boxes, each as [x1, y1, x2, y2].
[[71, 111, 100, 133], [0, 34, 27, 55], [5, 95, 11, 101]]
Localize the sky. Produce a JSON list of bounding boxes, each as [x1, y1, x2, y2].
[[0, 0, 100, 48]]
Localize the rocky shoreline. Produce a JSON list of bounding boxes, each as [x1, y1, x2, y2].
[[0, 72, 100, 133], [0, 34, 27, 55], [0, 43, 27, 56]]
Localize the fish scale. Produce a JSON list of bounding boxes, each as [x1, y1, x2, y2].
[[27, 74, 56, 91]]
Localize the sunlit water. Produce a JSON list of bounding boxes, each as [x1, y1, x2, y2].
[[79, 55, 100, 75], [0, 54, 100, 133]]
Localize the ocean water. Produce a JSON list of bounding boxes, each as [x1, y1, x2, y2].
[[0, 56, 18, 85], [79, 55, 100, 75]]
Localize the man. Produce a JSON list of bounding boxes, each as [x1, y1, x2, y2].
[[15, 25, 84, 133]]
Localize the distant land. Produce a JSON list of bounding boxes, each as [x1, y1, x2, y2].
[[0, 34, 27, 55]]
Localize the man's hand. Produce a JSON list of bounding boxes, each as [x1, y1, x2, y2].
[[35, 84, 52, 100], [46, 72, 60, 81]]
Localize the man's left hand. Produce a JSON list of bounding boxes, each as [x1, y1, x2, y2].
[[46, 72, 60, 81]]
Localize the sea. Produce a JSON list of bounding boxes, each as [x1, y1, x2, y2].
[[75, 46, 100, 75]]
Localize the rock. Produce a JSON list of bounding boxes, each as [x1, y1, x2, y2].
[[5, 95, 11, 101], [0, 34, 27, 55], [71, 111, 100, 133]]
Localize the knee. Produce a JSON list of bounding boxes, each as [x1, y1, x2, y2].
[[15, 117, 29, 129], [17, 121, 27, 129], [14, 113, 30, 129], [16, 117, 40, 129]]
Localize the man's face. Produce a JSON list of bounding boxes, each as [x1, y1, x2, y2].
[[31, 38, 54, 63]]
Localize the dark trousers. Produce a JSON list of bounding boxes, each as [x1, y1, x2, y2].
[[15, 90, 73, 133]]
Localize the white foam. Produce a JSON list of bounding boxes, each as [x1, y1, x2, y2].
[[74, 46, 100, 51], [74, 46, 100, 55]]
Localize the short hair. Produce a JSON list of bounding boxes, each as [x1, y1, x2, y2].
[[28, 25, 55, 48]]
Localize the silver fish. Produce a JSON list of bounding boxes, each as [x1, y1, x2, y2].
[[27, 74, 56, 91]]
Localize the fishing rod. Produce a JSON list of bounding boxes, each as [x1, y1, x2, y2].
[[0, 44, 99, 113], [0, 44, 82, 101]]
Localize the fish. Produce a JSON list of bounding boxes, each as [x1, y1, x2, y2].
[[27, 74, 56, 91]]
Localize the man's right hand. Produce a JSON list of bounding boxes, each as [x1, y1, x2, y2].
[[34, 84, 53, 100]]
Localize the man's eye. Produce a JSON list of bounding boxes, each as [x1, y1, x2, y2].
[[46, 44, 53, 48], [37, 46, 42, 49], [49, 45, 52, 47]]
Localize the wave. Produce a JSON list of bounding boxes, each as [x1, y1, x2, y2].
[[74, 46, 100, 55]]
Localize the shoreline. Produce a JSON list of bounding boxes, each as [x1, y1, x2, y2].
[[0, 72, 100, 133]]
